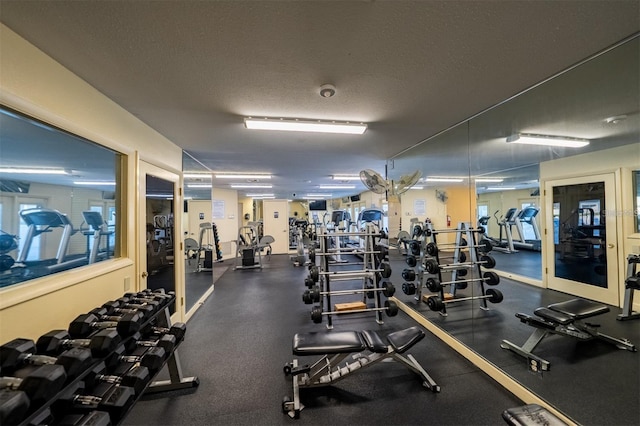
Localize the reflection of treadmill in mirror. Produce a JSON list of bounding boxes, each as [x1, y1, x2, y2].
[[82, 211, 114, 263], [511, 207, 542, 251], [17, 208, 86, 274]]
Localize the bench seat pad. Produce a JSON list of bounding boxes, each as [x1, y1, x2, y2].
[[386, 326, 425, 353], [548, 298, 609, 319], [293, 331, 366, 355]]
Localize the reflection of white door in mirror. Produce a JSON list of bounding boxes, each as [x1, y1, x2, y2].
[[545, 173, 618, 305]]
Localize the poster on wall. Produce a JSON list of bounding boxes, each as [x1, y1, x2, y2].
[[414, 199, 426, 216], [212, 200, 225, 219]]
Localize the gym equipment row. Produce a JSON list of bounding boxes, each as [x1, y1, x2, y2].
[[618, 253, 640, 321], [282, 326, 439, 418], [304, 223, 397, 327], [500, 298, 636, 373], [478, 206, 542, 254], [233, 225, 274, 270], [400, 222, 503, 316], [1, 209, 115, 288], [0, 289, 199, 425]]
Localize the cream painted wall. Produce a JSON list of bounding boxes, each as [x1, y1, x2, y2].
[[211, 188, 239, 258], [0, 24, 184, 341]]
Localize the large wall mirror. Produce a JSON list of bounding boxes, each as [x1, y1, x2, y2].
[[390, 34, 639, 425], [182, 152, 215, 314], [0, 107, 122, 289]]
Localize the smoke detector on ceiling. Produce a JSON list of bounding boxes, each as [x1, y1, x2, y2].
[[319, 84, 336, 98]]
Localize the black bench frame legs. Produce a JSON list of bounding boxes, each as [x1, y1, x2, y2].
[[501, 299, 636, 372], [144, 308, 200, 393], [618, 254, 640, 321], [282, 327, 439, 419]]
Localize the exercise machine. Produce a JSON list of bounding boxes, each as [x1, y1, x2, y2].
[[234, 225, 262, 270], [510, 207, 541, 251], [618, 254, 640, 320], [479, 209, 518, 253], [290, 219, 310, 266], [501, 298, 636, 372], [282, 326, 439, 418], [81, 211, 114, 264]]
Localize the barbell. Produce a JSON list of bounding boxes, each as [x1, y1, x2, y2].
[[425, 271, 500, 293], [424, 255, 496, 274], [426, 288, 503, 311], [310, 300, 399, 323]]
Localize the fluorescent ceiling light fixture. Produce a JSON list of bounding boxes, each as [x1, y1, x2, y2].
[[251, 195, 275, 199], [244, 117, 367, 135], [506, 133, 589, 148], [147, 194, 174, 199], [187, 183, 212, 188], [303, 196, 328, 200], [0, 167, 68, 175], [306, 193, 331, 197], [332, 175, 360, 180], [73, 181, 116, 186], [425, 177, 464, 183], [486, 187, 517, 191], [319, 184, 356, 189], [409, 186, 424, 190], [230, 184, 272, 189], [183, 173, 211, 179], [475, 178, 504, 183], [215, 174, 271, 179], [246, 193, 274, 197]]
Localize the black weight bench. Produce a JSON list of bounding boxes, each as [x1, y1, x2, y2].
[[282, 326, 439, 419], [501, 298, 636, 372]]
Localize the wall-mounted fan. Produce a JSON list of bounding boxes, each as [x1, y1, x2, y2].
[[359, 169, 388, 194], [435, 189, 448, 203], [390, 170, 422, 196], [360, 169, 422, 199]]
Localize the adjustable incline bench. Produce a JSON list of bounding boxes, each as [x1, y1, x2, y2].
[[501, 298, 636, 372], [282, 326, 439, 419]]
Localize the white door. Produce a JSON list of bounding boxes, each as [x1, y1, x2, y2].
[[544, 173, 619, 305], [262, 199, 290, 254], [138, 161, 184, 323]]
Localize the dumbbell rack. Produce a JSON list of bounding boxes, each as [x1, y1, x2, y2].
[[422, 223, 501, 316], [212, 223, 223, 262], [305, 223, 396, 328], [11, 292, 199, 425]]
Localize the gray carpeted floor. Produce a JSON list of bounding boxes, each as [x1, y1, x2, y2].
[[124, 254, 524, 425]]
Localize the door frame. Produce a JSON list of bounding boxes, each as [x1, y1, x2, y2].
[[138, 159, 184, 323], [544, 172, 619, 305]]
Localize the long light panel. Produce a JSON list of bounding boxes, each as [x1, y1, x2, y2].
[[506, 133, 590, 148], [319, 184, 356, 189], [245, 118, 367, 135], [230, 184, 273, 189], [215, 174, 271, 179], [0, 167, 68, 174]]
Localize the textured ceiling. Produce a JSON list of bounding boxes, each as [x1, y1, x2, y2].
[[0, 1, 638, 199]]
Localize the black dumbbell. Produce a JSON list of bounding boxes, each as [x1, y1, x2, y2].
[[124, 291, 171, 307], [0, 339, 92, 379], [52, 381, 135, 423], [36, 329, 121, 358], [142, 322, 187, 343], [69, 312, 143, 339], [402, 282, 416, 295], [0, 388, 30, 425], [0, 364, 67, 422], [105, 345, 165, 373], [125, 332, 177, 355], [98, 300, 156, 320], [84, 361, 150, 396]]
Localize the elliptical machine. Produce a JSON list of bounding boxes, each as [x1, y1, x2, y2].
[[479, 209, 518, 254]]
